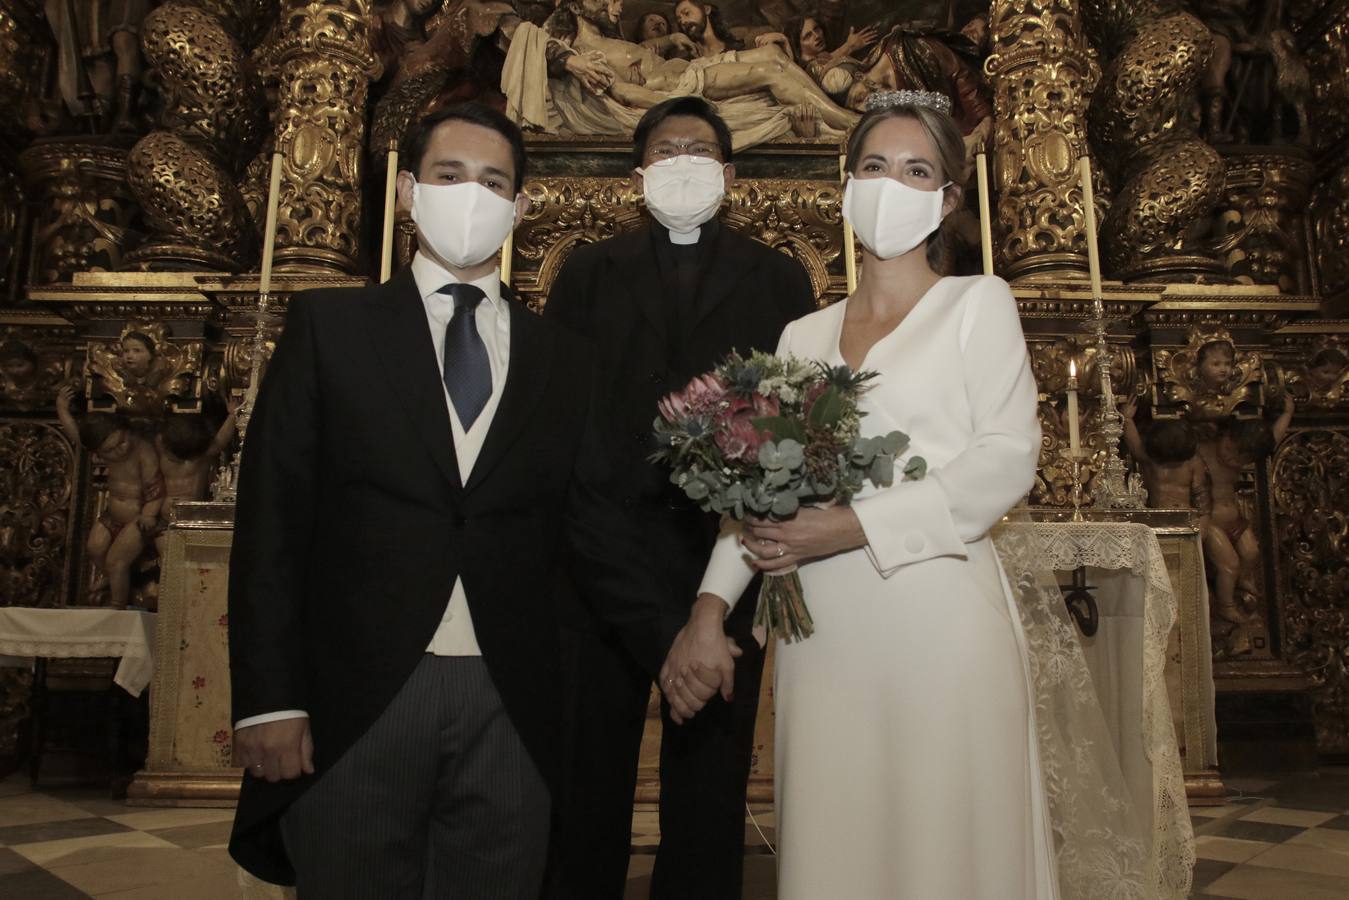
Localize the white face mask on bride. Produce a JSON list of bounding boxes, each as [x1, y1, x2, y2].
[[410, 181, 519, 269], [638, 155, 727, 236], [842, 176, 952, 260]]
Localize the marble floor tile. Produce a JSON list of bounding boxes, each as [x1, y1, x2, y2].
[[42, 845, 238, 897], [1190, 856, 1236, 890], [0, 866, 92, 899], [1210, 819, 1308, 843], [0, 793, 96, 828], [0, 774, 31, 799], [1190, 802, 1265, 820], [0, 846, 38, 876], [1287, 827, 1349, 853], [144, 820, 233, 850], [1195, 835, 1273, 864], [1239, 806, 1338, 828], [1318, 814, 1349, 832], [0, 817, 131, 847], [1203, 864, 1349, 900], [1246, 842, 1349, 878], [104, 808, 235, 832], [12, 830, 178, 868]]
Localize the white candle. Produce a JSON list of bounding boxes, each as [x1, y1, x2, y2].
[[380, 149, 398, 284], [976, 152, 994, 276], [840, 153, 857, 295], [259, 152, 283, 296], [1067, 358, 1081, 455], [1079, 156, 1103, 301], [501, 230, 514, 286]]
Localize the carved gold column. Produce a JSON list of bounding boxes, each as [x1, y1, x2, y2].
[[985, 0, 1101, 281], [271, 0, 377, 274]]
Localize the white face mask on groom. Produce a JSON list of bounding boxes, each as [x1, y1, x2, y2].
[[637, 155, 728, 237], [410, 181, 518, 269], [842, 176, 952, 260]]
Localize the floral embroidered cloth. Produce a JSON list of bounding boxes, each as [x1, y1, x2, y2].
[[0, 607, 157, 696], [992, 521, 1196, 900]]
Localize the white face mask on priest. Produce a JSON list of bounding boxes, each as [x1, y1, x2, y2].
[[631, 102, 737, 242]]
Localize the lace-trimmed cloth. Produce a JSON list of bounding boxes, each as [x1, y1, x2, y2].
[[0, 607, 157, 697], [992, 521, 1195, 900]]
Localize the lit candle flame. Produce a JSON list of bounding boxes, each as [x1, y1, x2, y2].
[[1070, 359, 1077, 378]]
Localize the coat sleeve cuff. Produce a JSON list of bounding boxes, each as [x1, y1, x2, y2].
[[853, 477, 967, 577]]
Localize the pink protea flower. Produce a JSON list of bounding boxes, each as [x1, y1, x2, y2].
[[658, 373, 729, 422], [714, 393, 779, 461]]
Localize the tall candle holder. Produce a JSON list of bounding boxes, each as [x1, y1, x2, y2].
[[213, 151, 283, 502], [1078, 157, 1146, 511]]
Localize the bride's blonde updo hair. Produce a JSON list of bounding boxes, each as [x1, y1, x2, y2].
[[845, 94, 968, 273]]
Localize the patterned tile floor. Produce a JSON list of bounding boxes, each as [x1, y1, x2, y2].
[[3, 768, 1349, 898]]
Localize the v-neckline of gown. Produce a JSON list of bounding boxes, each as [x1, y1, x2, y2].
[[834, 276, 947, 372]]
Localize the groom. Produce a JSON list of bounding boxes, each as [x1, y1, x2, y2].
[[227, 103, 665, 898]]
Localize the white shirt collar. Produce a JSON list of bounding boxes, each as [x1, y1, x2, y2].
[[410, 251, 506, 314]]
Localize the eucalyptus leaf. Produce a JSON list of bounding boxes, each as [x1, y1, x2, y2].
[[880, 430, 911, 456], [904, 456, 928, 481], [771, 492, 800, 517], [752, 415, 807, 445], [807, 386, 846, 429], [869, 454, 895, 486]]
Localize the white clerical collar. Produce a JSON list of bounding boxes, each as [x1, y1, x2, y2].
[[669, 227, 700, 246], [410, 251, 505, 312]]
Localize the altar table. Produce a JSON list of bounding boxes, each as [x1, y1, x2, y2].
[[992, 520, 1198, 900]]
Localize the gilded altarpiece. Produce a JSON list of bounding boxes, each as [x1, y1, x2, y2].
[[0, 0, 1347, 785]]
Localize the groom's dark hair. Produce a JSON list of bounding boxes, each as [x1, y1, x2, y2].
[[632, 97, 734, 169], [401, 103, 528, 192]]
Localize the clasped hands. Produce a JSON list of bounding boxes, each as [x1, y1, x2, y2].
[[660, 506, 866, 723]]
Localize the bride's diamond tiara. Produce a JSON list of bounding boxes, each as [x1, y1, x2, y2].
[[863, 90, 953, 116]]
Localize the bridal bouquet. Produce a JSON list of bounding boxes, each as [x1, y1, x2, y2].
[[651, 350, 926, 642]]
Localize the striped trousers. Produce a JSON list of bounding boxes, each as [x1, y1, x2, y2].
[[281, 655, 550, 899]]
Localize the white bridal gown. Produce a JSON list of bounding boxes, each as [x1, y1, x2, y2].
[[700, 275, 1059, 900]]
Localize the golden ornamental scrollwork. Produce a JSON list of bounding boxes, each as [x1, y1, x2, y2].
[[1303, 2, 1349, 154], [1082, 4, 1226, 281], [0, 420, 77, 610], [139, 2, 265, 150], [1310, 162, 1349, 301], [1271, 428, 1349, 753], [1027, 337, 1140, 507], [85, 322, 203, 419], [272, 0, 378, 274], [17, 140, 142, 283], [0, 332, 73, 412], [1275, 337, 1349, 409], [516, 179, 843, 305], [127, 132, 257, 270], [985, 0, 1101, 281], [1154, 325, 1263, 420], [1211, 150, 1313, 294]]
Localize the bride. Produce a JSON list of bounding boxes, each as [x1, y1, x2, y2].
[[664, 91, 1059, 898]]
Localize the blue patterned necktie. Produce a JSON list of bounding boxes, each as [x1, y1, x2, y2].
[[437, 282, 491, 430]]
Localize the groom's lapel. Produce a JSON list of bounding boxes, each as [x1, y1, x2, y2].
[[463, 293, 554, 495], [366, 268, 463, 494]]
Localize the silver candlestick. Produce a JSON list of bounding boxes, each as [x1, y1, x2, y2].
[[212, 290, 272, 502]]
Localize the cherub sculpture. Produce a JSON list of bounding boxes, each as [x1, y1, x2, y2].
[[56, 384, 163, 609], [1155, 326, 1263, 421], [85, 324, 200, 420]]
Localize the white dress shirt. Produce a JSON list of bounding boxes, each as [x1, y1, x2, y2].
[[235, 252, 510, 730]]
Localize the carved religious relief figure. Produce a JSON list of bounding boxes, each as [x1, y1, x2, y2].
[[85, 324, 201, 420], [0, 338, 69, 412], [1155, 327, 1264, 421], [1279, 340, 1349, 407], [1194, 0, 1312, 146], [1192, 395, 1293, 657], [41, 0, 158, 134], [56, 384, 163, 610], [0, 421, 77, 609]]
